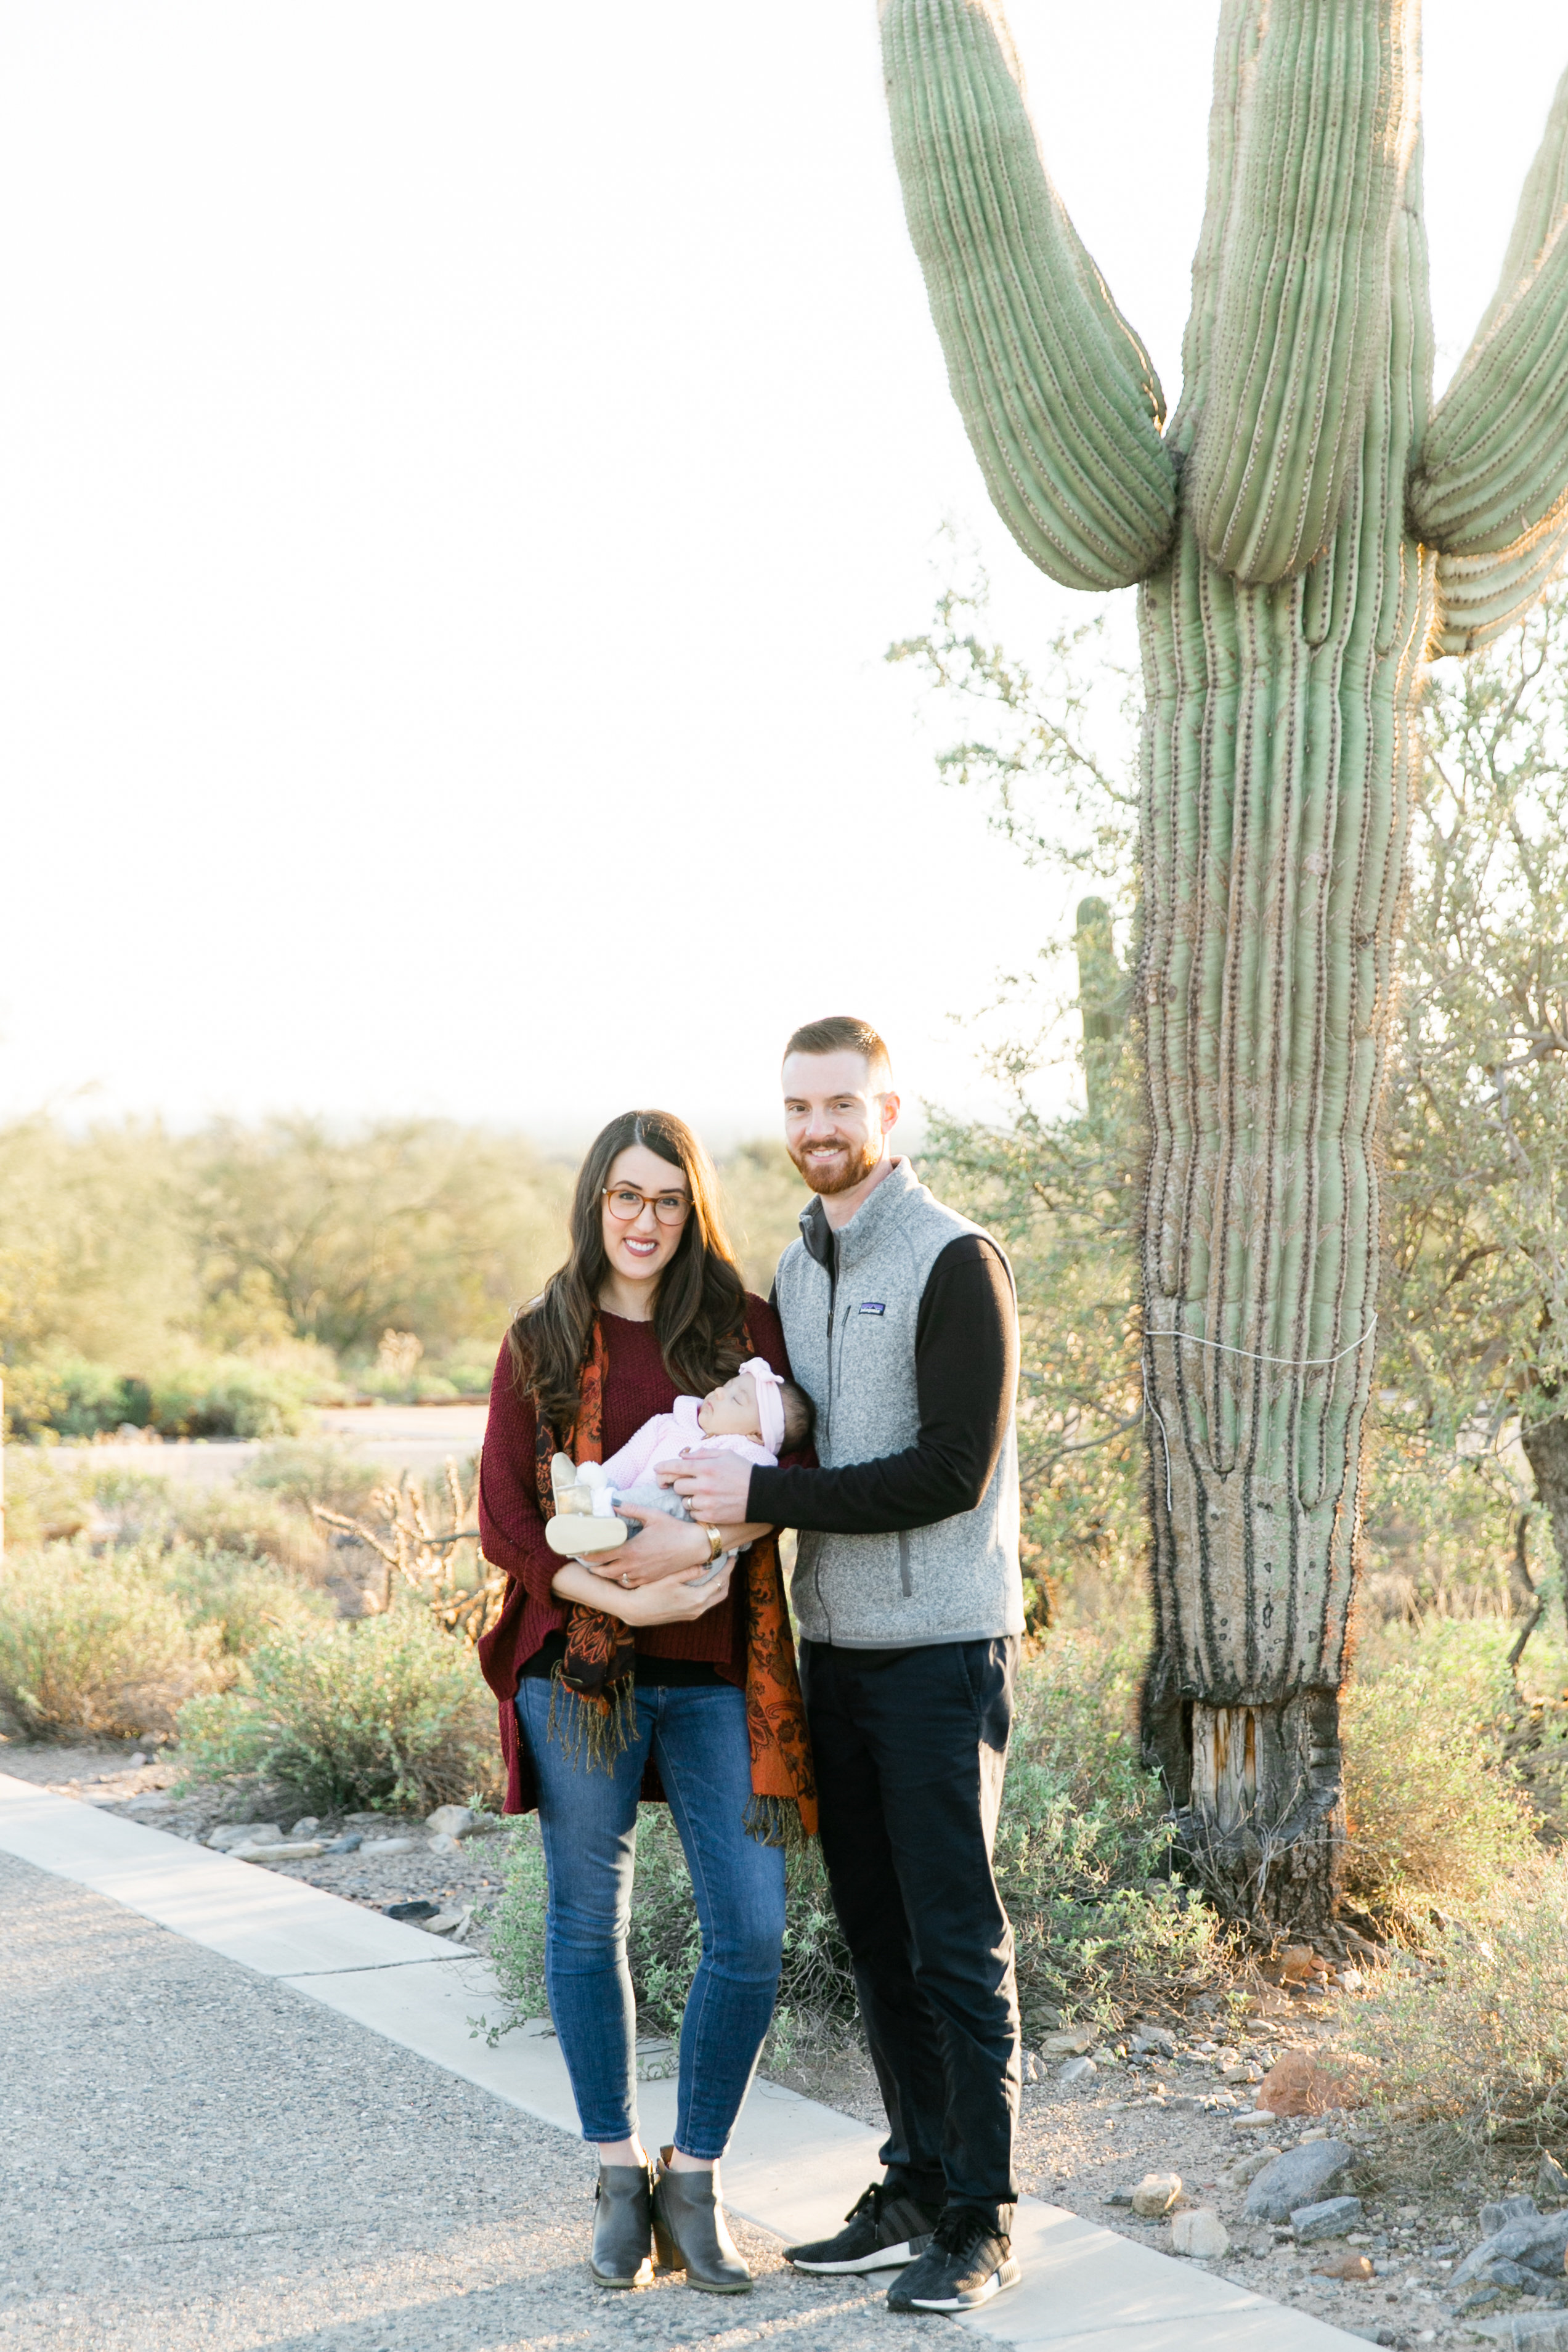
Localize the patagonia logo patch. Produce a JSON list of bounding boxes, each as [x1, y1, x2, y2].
[[858, 1301, 887, 1316]]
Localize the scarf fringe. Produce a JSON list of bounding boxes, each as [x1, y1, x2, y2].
[[744, 1791, 811, 1852], [546, 1660, 637, 1773]]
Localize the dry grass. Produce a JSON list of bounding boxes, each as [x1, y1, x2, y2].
[[0, 1536, 336, 1742], [1342, 1655, 1539, 1934], [0, 1545, 228, 1739], [1346, 1855, 1568, 2159]]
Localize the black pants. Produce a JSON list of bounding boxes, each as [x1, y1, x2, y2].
[[799, 1635, 1021, 2229]]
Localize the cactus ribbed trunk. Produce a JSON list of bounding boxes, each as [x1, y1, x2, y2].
[[1135, 31, 1434, 1938], [880, 0, 1568, 1938]]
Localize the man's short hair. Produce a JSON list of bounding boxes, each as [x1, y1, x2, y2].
[[783, 1015, 893, 1091]]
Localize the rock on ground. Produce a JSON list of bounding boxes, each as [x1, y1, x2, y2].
[[1131, 2172, 1182, 2218], [1256, 2046, 1368, 2118], [1245, 2140, 1359, 2224], [1453, 2207, 1568, 2288], [1292, 2195, 1363, 2242], [1170, 2207, 1228, 2259]]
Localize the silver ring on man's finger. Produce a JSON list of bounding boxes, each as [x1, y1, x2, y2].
[[621, 1573, 633, 1589]]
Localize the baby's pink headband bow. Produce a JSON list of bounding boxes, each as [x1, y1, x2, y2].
[[741, 1357, 786, 1454]]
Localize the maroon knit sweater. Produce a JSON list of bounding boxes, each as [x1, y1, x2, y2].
[[477, 1295, 798, 1710]]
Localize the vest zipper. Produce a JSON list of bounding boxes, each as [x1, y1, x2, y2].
[[814, 1230, 839, 1640]]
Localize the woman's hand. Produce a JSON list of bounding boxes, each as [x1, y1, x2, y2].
[[550, 1555, 735, 1625], [575, 1510, 710, 1587], [579, 1509, 775, 1587]]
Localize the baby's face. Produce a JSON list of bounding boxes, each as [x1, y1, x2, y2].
[[698, 1372, 761, 1438]]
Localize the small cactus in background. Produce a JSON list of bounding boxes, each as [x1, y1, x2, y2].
[[1073, 895, 1127, 1119], [880, 0, 1568, 1932]]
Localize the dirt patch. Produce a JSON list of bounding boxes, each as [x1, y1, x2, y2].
[[778, 2004, 1493, 2348]]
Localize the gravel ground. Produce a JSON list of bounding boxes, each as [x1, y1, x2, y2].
[[0, 1852, 941, 2352]]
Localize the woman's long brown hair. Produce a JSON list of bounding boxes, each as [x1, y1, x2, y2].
[[507, 1110, 750, 1434]]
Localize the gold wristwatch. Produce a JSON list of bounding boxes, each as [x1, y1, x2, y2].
[[701, 1524, 725, 1565]]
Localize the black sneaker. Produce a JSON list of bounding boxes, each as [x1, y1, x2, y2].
[[784, 2181, 940, 2274], [885, 2207, 1021, 2311]]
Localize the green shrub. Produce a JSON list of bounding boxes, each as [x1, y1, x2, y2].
[[358, 1365, 460, 1404], [145, 1356, 313, 1439], [176, 1609, 497, 1813], [4, 1353, 316, 1441], [426, 1349, 498, 1399], [144, 1487, 329, 1578], [74, 1478, 329, 1579], [4, 1357, 147, 1439], [1, 1449, 105, 1546], [1346, 1856, 1568, 2151], [996, 1634, 1221, 2027], [158, 1545, 334, 1656], [0, 1545, 226, 1738]]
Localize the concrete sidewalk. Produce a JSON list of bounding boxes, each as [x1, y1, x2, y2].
[[0, 1775, 1374, 2352]]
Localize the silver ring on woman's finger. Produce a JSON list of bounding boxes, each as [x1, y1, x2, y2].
[[621, 1572, 633, 1589]]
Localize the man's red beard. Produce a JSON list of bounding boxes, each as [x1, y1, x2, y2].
[[787, 1132, 885, 1197]]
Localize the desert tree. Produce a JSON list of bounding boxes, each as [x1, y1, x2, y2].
[[1380, 585, 1568, 1650]]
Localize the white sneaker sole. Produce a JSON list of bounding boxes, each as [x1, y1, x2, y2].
[[788, 2239, 925, 2275], [909, 2255, 1023, 2311]]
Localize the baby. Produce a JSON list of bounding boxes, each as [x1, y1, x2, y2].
[[545, 1357, 811, 1561]]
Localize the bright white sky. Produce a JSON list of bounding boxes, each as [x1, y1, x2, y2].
[[0, 2, 1562, 1151]]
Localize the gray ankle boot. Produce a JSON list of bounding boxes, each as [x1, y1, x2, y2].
[[651, 2147, 752, 2293], [591, 2159, 654, 2289]]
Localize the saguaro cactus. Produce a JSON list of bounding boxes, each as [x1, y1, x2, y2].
[[881, 0, 1568, 1934]]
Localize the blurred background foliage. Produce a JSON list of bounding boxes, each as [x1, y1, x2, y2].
[[0, 1117, 807, 1440]]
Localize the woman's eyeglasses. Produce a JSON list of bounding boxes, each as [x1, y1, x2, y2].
[[603, 1185, 691, 1227]]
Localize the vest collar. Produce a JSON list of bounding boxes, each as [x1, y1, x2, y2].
[[798, 1155, 920, 1269]]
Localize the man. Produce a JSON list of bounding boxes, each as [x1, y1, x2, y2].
[[670, 1015, 1024, 2314]]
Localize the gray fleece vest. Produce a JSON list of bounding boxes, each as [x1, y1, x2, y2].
[[774, 1157, 1024, 1650]]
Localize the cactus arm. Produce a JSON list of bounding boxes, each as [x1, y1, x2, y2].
[[1433, 521, 1568, 657], [1186, 0, 1419, 587], [1166, 0, 1265, 460], [1408, 65, 1568, 563], [879, 0, 1176, 593]]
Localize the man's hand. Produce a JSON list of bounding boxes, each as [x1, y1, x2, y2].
[[659, 1452, 753, 1524]]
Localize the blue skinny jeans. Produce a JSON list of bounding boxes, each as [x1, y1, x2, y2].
[[514, 1677, 786, 2160]]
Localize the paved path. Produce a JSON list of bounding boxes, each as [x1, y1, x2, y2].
[[0, 1776, 1373, 2352]]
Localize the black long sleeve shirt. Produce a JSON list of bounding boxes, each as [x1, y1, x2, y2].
[[748, 1234, 1018, 1534]]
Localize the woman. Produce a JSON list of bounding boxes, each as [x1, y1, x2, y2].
[[478, 1109, 816, 2297]]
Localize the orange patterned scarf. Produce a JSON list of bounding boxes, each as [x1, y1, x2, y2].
[[535, 1317, 816, 1843]]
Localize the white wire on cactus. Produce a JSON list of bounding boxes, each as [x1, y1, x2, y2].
[[1142, 1317, 1379, 1514]]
